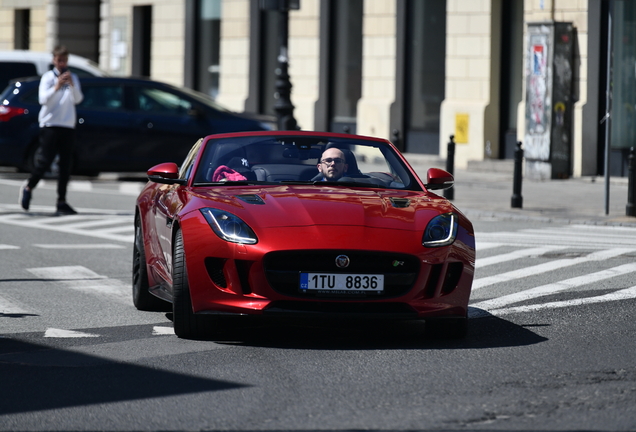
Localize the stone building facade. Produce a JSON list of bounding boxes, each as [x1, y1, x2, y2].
[[1, 0, 632, 178]]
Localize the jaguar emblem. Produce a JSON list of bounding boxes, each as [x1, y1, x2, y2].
[[335, 255, 350, 269]]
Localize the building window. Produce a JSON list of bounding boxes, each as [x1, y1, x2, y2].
[[14, 9, 30, 50], [611, 0, 636, 151], [196, 0, 221, 99]]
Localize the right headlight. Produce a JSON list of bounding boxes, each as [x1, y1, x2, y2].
[[200, 208, 258, 244], [422, 213, 457, 247]]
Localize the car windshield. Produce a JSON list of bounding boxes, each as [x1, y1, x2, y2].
[[191, 135, 420, 190]]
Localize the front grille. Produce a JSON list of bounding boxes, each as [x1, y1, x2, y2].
[[263, 250, 419, 299]]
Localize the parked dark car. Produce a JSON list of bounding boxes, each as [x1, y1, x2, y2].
[[0, 76, 275, 174]]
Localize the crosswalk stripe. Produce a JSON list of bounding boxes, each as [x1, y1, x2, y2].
[[477, 229, 636, 248], [476, 245, 567, 269], [2, 212, 133, 243], [475, 242, 502, 251], [0, 296, 33, 315], [17, 214, 87, 225], [44, 328, 100, 338], [55, 218, 128, 229], [27, 266, 132, 305], [153, 326, 175, 335], [518, 228, 636, 244], [472, 248, 636, 290], [476, 285, 636, 317], [98, 225, 134, 234], [33, 244, 126, 249], [470, 262, 636, 313]]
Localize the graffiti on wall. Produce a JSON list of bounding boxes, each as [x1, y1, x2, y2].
[[525, 31, 551, 161]]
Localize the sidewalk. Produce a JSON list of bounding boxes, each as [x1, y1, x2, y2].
[[404, 154, 636, 226]]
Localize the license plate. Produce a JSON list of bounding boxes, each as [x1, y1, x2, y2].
[[300, 273, 384, 292]]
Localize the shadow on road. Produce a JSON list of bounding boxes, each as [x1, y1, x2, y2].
[[189, 313, 548, 350], [0, 337, 245, 415]]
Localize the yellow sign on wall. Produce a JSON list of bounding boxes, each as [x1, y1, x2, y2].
[[455, 113, 469, 144]]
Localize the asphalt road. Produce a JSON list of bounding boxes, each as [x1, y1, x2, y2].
[[0, 173, 635, 431]]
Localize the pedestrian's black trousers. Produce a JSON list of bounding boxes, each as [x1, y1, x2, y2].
[[28, 126, 75, 202]]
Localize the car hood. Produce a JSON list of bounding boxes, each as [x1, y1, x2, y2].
[[186, 185, 453, 231]]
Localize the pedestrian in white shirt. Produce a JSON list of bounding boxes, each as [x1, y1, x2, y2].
[[20, 45, 83, 215]]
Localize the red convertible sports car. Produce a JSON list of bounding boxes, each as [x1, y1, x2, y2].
[[133, 131, 475, 339]]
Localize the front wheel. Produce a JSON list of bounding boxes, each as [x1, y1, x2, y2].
[[172, 229, 206, 338]]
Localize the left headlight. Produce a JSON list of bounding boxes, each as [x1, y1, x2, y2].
[[201, 208, 258, 244], [422, 213, 458, 247]]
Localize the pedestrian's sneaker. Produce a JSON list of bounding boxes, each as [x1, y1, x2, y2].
[[56, 201, 77, 215], [19, 183, 31, 211]]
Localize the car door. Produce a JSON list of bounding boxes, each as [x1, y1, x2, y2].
[[75, 82, 141, 172], [150, 139, 202, 293], [130, 84, 209, 168]]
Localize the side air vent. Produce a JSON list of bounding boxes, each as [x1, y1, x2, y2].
[[205, 257, 227, 287], [236, 194, 265, 205], [389, 197, 411, 208]]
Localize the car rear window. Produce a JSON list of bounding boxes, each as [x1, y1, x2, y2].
[[0, 62, 38, 92]]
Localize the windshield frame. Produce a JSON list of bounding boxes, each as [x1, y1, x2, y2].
[[190, 134, 422, 191]]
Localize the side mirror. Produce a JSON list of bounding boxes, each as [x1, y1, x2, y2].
[[147, 162, 187, 185], [425, 168, 454, 190]]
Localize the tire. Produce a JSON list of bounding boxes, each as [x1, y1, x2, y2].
[[425, 316, 468, 339], [172, 229, 206, 339], [132, 216, 169, 311]]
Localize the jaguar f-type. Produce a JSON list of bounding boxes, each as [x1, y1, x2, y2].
[[133, 131, 475, 339]]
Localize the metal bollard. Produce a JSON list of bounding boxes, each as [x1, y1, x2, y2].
[[444, 135, 455, 200], [627, 147, 636, 217], [511, 141, 523, 208]]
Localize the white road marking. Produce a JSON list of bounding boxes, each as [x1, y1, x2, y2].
[[27, 265, 132, 306], [477, 226, 636, 249], [476, 245, 567, 269], [475, 242, 502, 251], [152, 326, 175, 335], [33, 244, 125, 249], [44, 328, 100, 338], [470, 262, 636, 314], [119, 183, 144, 195], [0, 296, 33, 315], [0, 209, 134, 243], [472, 248, 636, 290], [478, 285, 636, 317], [0, 178, 143, 196], [59, 218, 130, 229], [68, 181, 93, 191], [0, 244, 20, 250], [98, 225, 134, 234]]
